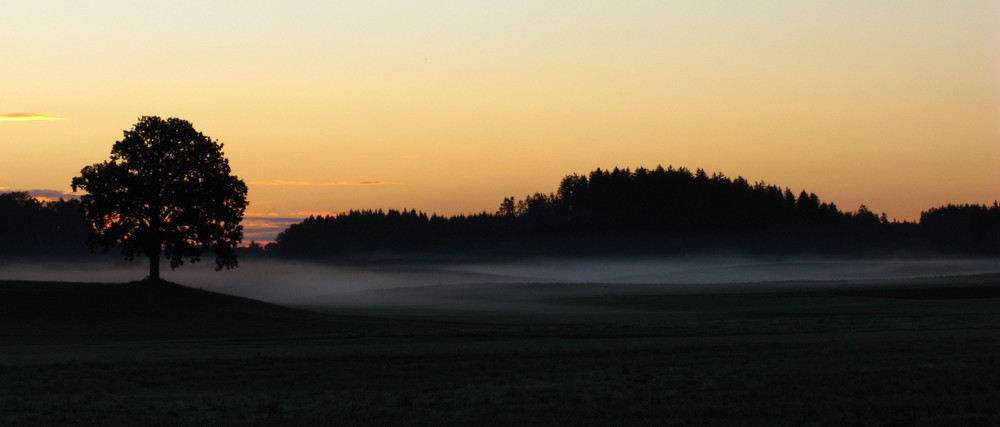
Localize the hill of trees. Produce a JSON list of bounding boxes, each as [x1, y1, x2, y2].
[[3, 166, 998, 261], [270, 166, 999, 260]]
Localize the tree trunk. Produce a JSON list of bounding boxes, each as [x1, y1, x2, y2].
[[148, 248, 161, 281]]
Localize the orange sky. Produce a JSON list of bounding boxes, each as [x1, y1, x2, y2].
[[3, 2, 998, 241]]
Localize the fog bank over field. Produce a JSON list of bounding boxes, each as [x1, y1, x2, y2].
[[2, 257, 998, 312]]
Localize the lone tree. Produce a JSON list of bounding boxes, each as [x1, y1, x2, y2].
[[72, 116, 248, 281]]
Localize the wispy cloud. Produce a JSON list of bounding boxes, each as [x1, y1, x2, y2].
[[325, 181, 399, 186], [0, 189, 81, 202], [241, 215, 301, 242], [248, 180, 315, 186], [245, 212, 283, 218], [246, 211, 342, 220], [249, 180, 400, 186], [0, 112, 65, 122], [23, 189, 81, 202], [242, 220, 289, 230], [241, 210, 344, 242], [288, 211, 344, 217]]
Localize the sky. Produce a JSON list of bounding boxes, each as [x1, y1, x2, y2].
[[3, 1, 998, 242]]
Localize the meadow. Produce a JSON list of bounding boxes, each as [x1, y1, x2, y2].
[[0, 262, 997, 426]]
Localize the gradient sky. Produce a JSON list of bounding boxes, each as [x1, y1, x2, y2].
[[3, 1, 998, 241]]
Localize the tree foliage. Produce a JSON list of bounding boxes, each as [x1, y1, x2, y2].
[[70, 116, 248, 279]]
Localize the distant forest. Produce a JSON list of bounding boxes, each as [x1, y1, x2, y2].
[[269, 166, 1000, 260], [0, 192, 91, 258], [2, 166, 999, 261]]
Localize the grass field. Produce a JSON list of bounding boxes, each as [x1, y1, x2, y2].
[[0, 274, 998, 426]]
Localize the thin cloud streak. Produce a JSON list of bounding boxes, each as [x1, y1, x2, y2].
[[325, 181, 399, 186], [0, 112, 65, 122], [243, 210, 356, 241], [246, 211, 342, 220], [242, 220, 287, 229], [248, 180, 314, 186], [29, 189, 81, 202], [0, 189, 82, 202], [245, 212, 283, 218], [242, 217, 302, 242], [249, 180, 400, 186], [243, 211, 346, 241], [289, 211, 344, 217]]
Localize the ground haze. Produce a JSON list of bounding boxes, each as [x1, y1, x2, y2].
[[0, 264, 997, 425]]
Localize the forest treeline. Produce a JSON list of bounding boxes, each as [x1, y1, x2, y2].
[[3, 166, 999, 261], [0, 192, 91, 258], [270, 166, 1000, 259]]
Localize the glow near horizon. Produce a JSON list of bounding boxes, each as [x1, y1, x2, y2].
[[2, 1, 998, 236]]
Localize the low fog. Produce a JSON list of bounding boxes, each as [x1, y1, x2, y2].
[[2, 257, 998, 314]]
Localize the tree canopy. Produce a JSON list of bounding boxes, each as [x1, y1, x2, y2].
[[71, 116, 248, 280]]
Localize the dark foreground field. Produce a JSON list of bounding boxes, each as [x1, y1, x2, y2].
[[1, 275, 998, 426]]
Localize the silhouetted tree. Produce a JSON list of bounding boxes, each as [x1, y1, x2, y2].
[[497, 197, 517, 217], [71, 116, 248, 280]]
